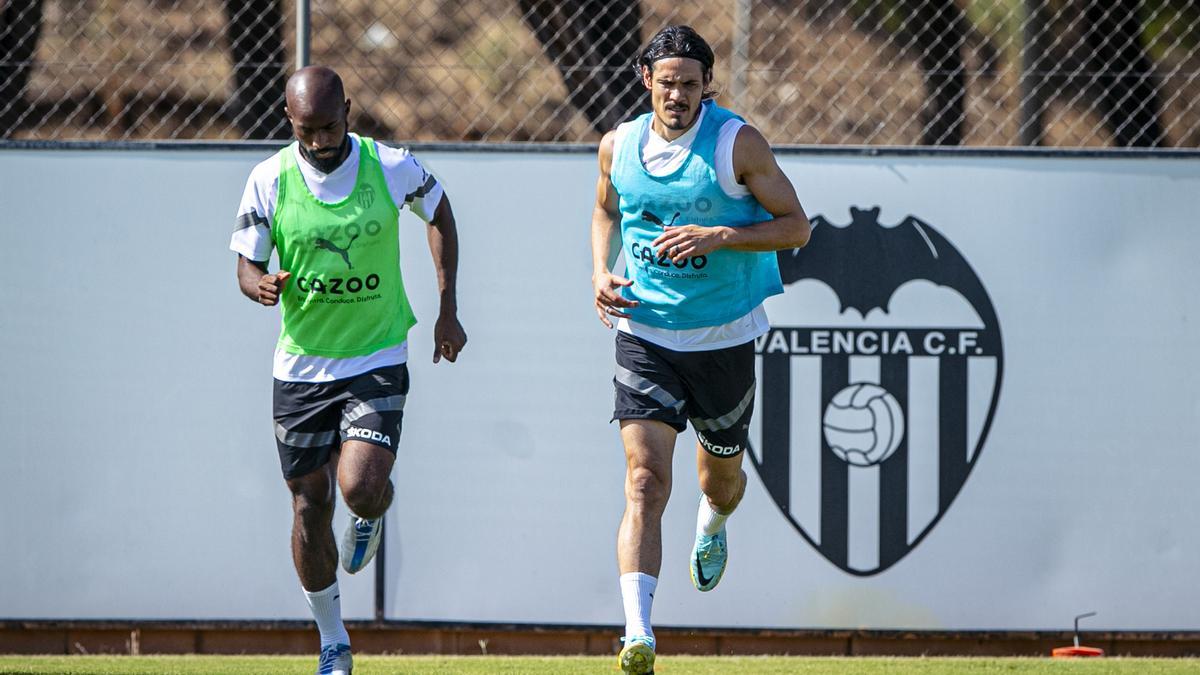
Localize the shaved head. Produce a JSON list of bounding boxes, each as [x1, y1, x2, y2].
[[286, 66, 345, 116], [284, 66, 352, 173]]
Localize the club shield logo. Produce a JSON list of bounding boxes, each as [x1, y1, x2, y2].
[[357, 183, 376, 209], [749, 206, 1003, 576]]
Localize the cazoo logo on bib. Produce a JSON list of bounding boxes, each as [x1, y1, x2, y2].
[[749, 206, 1004, 576]]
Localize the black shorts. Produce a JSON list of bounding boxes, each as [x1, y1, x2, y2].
[[272, 364, 409, 479], [613, 331, 756, 458]]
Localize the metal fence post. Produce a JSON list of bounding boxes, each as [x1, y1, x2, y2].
[[1019, 0, 1047, 146], [730, 0, 751, 110], [296, 0, 311, 69]]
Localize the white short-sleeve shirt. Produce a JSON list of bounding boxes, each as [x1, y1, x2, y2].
[[230, 134, 444, 382]]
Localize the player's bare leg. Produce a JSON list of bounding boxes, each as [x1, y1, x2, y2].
[[337, 440, 395, 574], [690, 444, 747, 592], [338, 440, 395, 519], [287, 462, 338, 592], [617, 419, 676, 576], [616, 419, 676, 674], [287, 460, 352, 673], [696, 443, 747, 515]]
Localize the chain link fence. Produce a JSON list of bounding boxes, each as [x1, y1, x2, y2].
[[2, 0, 1198, 146]]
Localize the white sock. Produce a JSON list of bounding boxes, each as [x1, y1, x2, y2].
[[696, 495, 732, 537], [304, 581, 350, 648], [619, 572, 657, 639]]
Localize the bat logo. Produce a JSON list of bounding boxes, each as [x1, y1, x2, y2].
[[749, 206, 1004, 576]]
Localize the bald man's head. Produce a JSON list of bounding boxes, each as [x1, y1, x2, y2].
[[285, 66, 352, 173], [286, 66, 345, 114]]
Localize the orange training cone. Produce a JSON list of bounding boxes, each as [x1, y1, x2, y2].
[[1052, 611, 1104, 658]]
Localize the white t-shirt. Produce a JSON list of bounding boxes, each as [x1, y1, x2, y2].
[[611, 105, 770, 352], [230, 134, 444, 382]]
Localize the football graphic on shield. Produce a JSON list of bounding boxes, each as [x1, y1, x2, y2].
[[823, 383, 906, 467]]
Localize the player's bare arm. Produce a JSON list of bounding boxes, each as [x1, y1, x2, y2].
[[426, 194, 467, 363], [237, 255, 291, 306], [591, 130, 639, 329], [652, 125, 810, 264]]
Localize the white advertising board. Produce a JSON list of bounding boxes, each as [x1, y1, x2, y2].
[[0, 147, 1196, 630]]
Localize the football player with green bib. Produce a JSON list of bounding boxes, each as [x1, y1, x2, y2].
[[230, 66, 466, 675]]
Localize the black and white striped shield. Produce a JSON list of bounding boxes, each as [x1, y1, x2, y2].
[[749, 207, 1004, 576]]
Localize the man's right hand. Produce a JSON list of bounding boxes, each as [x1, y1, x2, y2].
[[256, 270, 291, 306], [592, 271, 638, 329]]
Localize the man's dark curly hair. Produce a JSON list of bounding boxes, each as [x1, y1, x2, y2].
[[634, 25, 718, 99]]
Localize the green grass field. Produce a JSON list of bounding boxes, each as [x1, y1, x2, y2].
[[2, 655, 1199, 674]]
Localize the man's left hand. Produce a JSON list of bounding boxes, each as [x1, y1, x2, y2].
[[652, 225, 730, 264], [433, 312, 467, 363]]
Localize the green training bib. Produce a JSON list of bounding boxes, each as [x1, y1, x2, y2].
[[272, 137, 417, 357]]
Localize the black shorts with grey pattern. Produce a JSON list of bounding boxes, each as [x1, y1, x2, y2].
[[612, 331, 756, 458], [272, 363, 409, 479]]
